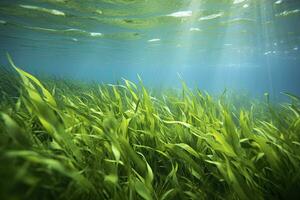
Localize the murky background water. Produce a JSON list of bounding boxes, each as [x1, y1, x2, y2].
[[0, 0, 299, 97]]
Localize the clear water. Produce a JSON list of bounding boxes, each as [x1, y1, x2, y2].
[[0, 0, 299, 97]]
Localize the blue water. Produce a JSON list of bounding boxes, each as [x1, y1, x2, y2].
[[0, 0, 299, 97]]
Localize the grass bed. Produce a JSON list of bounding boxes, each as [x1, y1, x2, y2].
[[0, 56, 300, 200]]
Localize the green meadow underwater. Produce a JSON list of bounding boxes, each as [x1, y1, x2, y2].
[[1, 0, 300, 199]]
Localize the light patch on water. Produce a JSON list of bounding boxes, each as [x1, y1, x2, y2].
[[226, 18, 255, 24], [276, 9, 300, 17], [64, 28, 88, 35], [0, 20, 6, 24], [96, 10, 103, 14], [49, 0, 65, 2], [65, 28, 82, 32], [19, 4, 66, 16], [51, 10, 65, 16], [26, 26, 102, 38], [16, 24, 141, 41], [90, 32, 103, 37], [294, 47, 299, 51], [198, 12, 223, 21], [227, 64, 238, 68], [28, 26, 58, 32], [264, 51, 272, 55], [224, 44, 233, 46], [233, 0, 246, 4], [243, 4, 249, 8], [148, 38, 161, 42], [275, 0, 283, 5], [189, 27, 201, 32], [166, 11, 192, 18]]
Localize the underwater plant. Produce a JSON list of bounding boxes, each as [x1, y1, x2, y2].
[[0, 56, 300, 200]]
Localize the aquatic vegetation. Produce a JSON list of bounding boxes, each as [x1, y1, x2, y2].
[[1, 0, 299, 198], [0, 58, 300, 200]]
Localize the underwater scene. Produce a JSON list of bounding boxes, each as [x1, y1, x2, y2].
[[0, 0, 300, 199]]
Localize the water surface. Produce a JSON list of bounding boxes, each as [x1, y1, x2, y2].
[[0, 0, 299, 96]]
